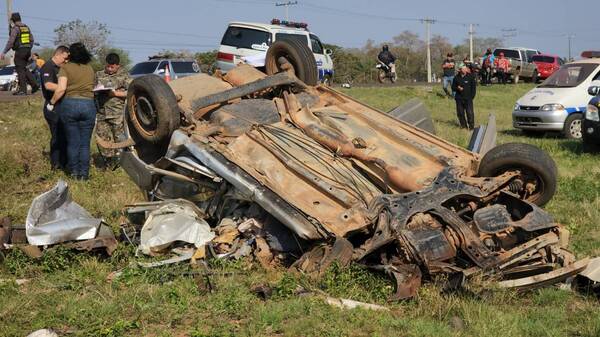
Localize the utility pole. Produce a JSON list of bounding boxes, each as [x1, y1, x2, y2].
[[6, 0, 12, 34], [422, 18, 435, 83], [501, 28, 517, 47], [567, 34, 575, 61], [275, 1, 298, 21], [468, 23, 476, 62]]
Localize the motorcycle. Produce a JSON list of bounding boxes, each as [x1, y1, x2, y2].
[[376, 61, 397, 84]]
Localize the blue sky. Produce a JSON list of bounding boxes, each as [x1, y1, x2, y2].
[[3, 0, 598, 62]]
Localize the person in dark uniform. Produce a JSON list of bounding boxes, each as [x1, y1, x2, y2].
[[40, 45, 70, 170], [451, 65, 477, 130], [0, 12, 39, 95]]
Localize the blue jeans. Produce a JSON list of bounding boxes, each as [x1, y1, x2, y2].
[[443, 75, 454, 96], [59, 97, 96, 178], [44, 101, 67, 169]]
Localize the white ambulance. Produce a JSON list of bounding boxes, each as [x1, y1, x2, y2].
[[513, 53, 600, 139], [216, 19, 334, 84]]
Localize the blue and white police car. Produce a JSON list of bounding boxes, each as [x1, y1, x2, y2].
[[217, 19, 334, 84], [513, 52, 600, 139]]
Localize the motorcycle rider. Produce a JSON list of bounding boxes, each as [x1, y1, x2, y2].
[[377, 45, 396, 77]]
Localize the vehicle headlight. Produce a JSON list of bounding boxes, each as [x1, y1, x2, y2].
[[540, 104, 565, 111], [513, 103, 520, 111], [586, 104, 599, 121]]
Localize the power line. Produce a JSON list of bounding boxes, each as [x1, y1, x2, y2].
[[275, 1, 298, 21], [0, 12, 219, 40]]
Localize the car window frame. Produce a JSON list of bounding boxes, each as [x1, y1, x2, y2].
[[221, 26, 272, 50], [309, 34, 324, 54]]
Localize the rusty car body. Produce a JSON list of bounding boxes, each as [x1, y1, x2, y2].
[[114, 46, 590, 298]]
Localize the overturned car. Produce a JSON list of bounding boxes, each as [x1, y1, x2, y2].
[[112, 40, 591, 298]]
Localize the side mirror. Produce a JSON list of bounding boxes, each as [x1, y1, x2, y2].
[[589, 86, 600, 96], [324, 49, 333, 56]]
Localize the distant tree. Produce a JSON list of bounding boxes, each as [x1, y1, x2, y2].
[[90, 47, 132, 72], [35, 47, 55, 62], [194, 50, 217, 73], [54, 20, 110, 55], [154, 49, 195, 59]]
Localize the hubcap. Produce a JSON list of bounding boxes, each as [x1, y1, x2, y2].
[[570, 119, 582, 139]]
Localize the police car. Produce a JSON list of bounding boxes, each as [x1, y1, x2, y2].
[[217, 19, 334, 84], [512, 51, 600, 139]]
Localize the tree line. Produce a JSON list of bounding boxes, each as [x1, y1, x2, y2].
[[9, 20, 504, 83]]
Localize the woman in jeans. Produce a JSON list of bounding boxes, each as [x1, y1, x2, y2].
[[48, 42, 95, 180]]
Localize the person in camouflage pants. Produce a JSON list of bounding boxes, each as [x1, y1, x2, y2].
[[94, 53, 131, 166]]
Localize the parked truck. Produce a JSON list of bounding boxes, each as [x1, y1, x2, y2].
[[493, 47, 541, 83]]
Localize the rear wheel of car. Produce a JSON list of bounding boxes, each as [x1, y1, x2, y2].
[[478, 143, 557, 207], [127, 75, 180, 144], [582, 141, 600, 153], [265, 39, 319, 86], [563, 113, 583, 139]]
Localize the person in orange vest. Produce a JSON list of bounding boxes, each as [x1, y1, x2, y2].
[[494, 52, 511, 85], [0, 12, 39, 95]]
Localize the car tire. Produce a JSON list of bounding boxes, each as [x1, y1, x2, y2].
[[265, 39, 319, 86], [582, 141, 600, 153], [478, 143, 557, 207], [563, 113, 583, 139], [127, 75, 180, 144]]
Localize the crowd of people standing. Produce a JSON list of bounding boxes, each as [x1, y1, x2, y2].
[[2, 12, 131, 181]]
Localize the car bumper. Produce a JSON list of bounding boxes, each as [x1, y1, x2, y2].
[[512, 109, 567, 131], [582, 118, 600, 144]]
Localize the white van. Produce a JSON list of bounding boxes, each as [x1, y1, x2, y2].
[[216, 20, 334, 84], [513, 56, 600, 138]]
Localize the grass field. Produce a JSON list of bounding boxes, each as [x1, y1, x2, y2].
[[1, 84, 599, 337]]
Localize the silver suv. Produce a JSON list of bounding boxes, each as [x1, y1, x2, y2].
[[493, 47, 541, 83], [129, 58, 201, 79]]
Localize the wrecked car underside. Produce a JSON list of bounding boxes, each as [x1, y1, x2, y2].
[[117, 61, 590, 299]]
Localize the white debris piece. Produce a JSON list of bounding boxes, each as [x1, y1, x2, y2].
[[139, 202, 215, 255]]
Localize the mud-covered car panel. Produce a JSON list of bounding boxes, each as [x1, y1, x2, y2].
[[118, 63, 588, 296]]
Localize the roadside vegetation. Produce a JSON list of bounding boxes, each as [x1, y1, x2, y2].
[[1, 83, 599, 337]]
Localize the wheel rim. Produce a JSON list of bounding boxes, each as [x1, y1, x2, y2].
[[569, 119, 582, 139], [502, 166, 546, 204], [130, 94, 158, 137]]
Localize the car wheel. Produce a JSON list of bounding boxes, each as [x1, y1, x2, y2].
[[563, 113, 583, 139], [127, 75, 180, 144], [582, 141, 600, 153], [265, 39, 319, 86], [478, 143, 557, 207]]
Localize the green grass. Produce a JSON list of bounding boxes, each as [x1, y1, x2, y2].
[[1, 84, 599, 337]]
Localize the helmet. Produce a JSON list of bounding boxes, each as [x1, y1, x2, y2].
[[382, 45, 389, 51]]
